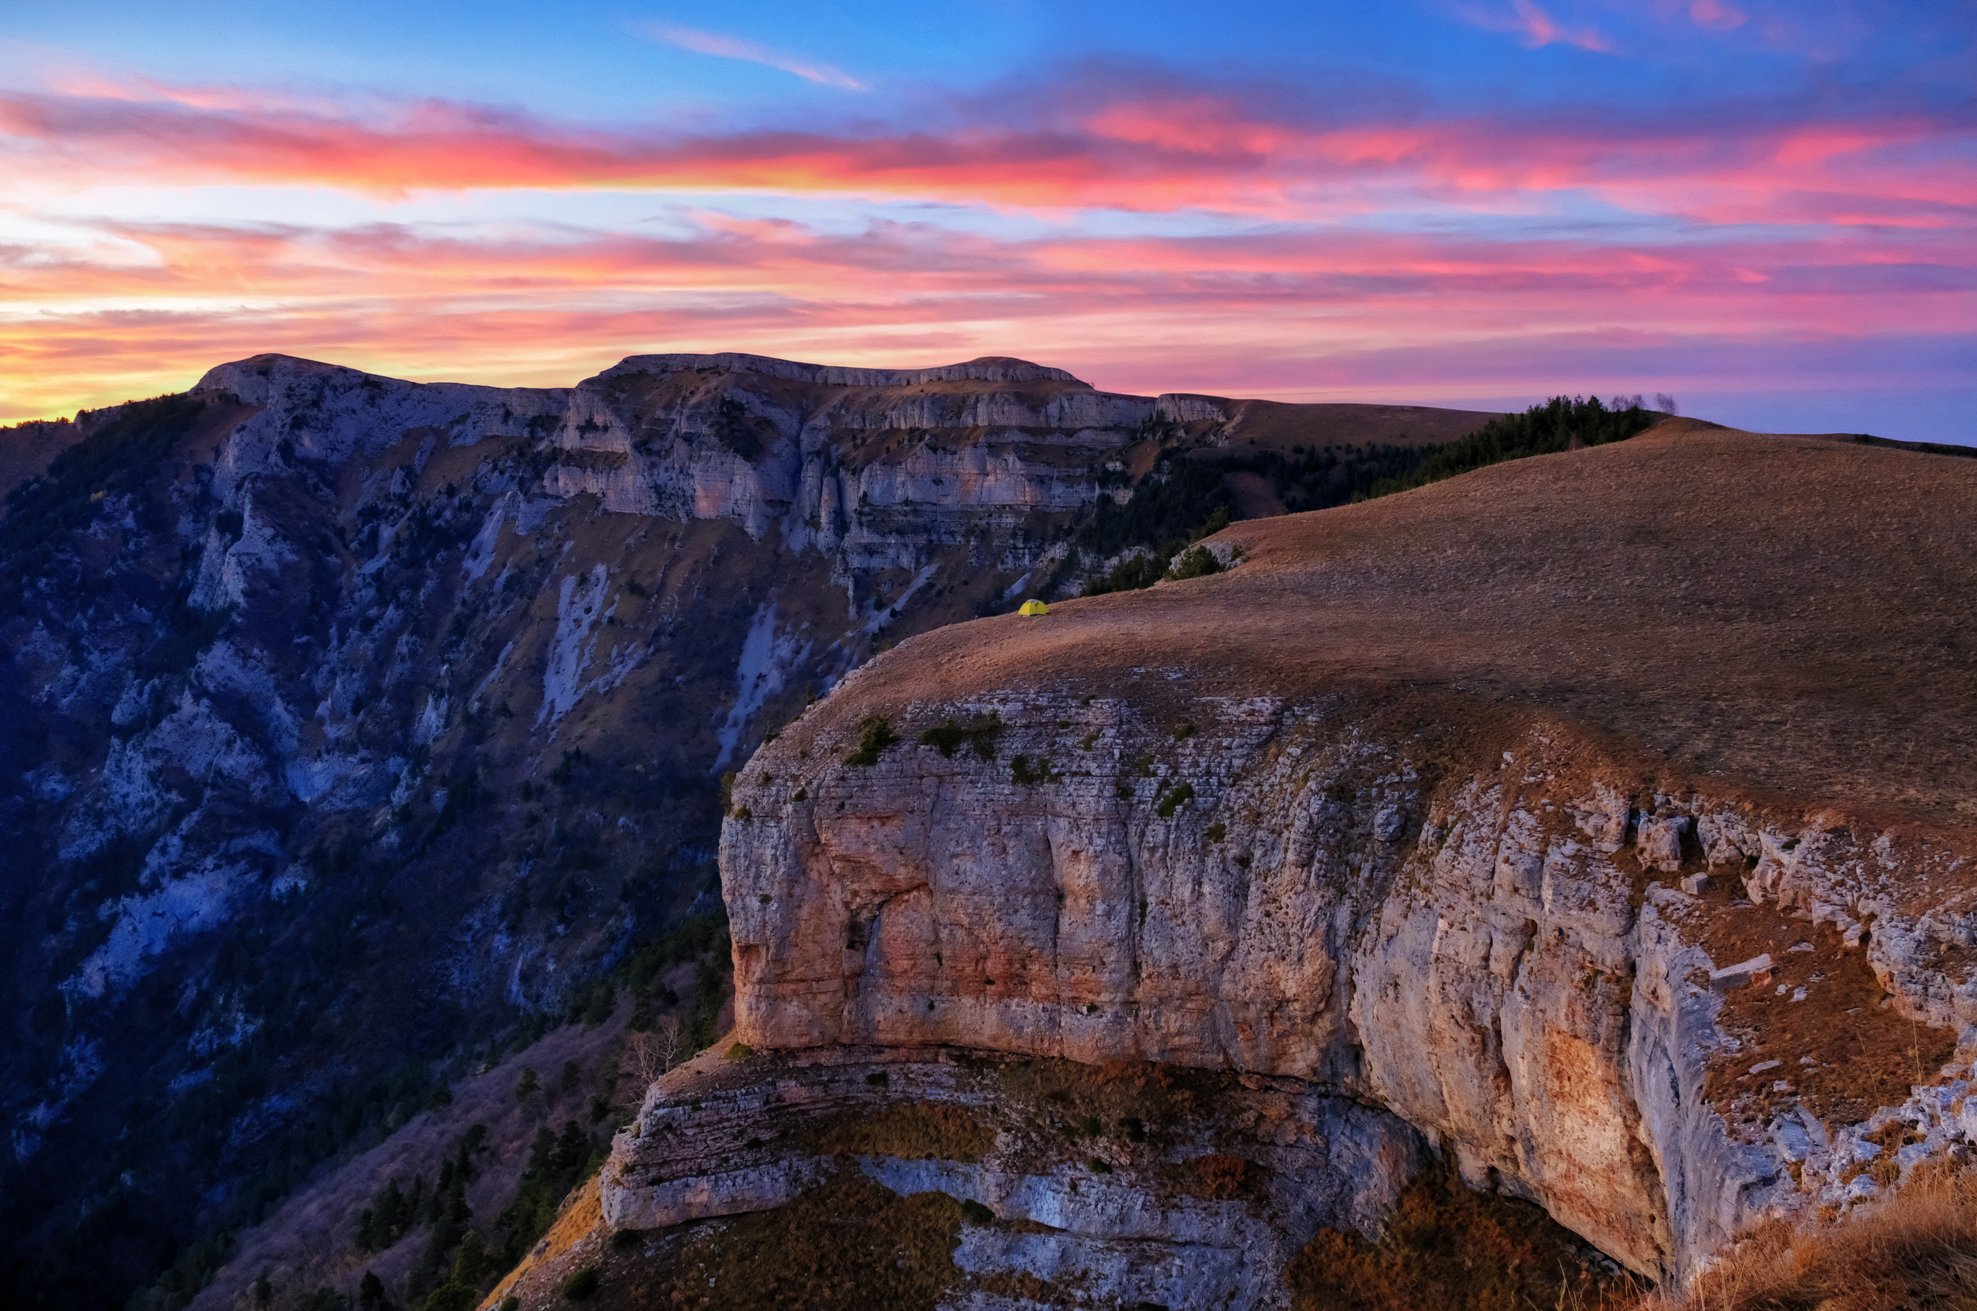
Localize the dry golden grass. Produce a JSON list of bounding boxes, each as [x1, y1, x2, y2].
[[1287, 1165, 1630, 1311], [1635, 1169, 1977, 1311], [1677, 885, 1957, 1124], [788, 1100, 996, 1161], [797, 423, 1977, 830], [478, 1175, 603, 1310], [571, 1169, 966, 1311], [1212, 398, 1499, 452]]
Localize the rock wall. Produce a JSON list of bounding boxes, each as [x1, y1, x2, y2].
[[707, 691, 1977, 1282], [602, 1044, 1427, 1311], [3, 350, 1308, 1299]]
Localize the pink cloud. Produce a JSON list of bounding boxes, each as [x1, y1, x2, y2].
[[0, 65, 1970, 431], [1689, 0, 1748, 31], [1457, 1, 1613, 52], [637, 22, 868, 91], [1, 76, 1969, 234], [1513, 0, 1613, 51], [2, 207, 1968, 425]]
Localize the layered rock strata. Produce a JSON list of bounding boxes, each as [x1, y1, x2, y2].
[[601, 1044, 1423, 1310], [592, 426, 1977, 1300]]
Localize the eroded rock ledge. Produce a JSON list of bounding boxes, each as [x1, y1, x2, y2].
[[661, 691, 1977, 1289], [601, 1044, 1423, 1309]]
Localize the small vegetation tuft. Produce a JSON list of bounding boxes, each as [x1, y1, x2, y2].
[[918, 717, 1004, 761], [1155, 783, 1195, 818], [845, 715, 899, 767], [1010, 754, 1060, 786], [1165, 546, 1223, 581]]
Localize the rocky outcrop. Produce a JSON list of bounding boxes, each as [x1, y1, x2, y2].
[[591, 426, 1977, 1302], [695, 696, 1971, 1281], [1, 351, 1488, 1306], [600, 1043, 1423, 1310], [595, 352, 1085, 388]]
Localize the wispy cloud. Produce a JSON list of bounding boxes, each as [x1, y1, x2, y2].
[[638, 22, 867, 91], [3, 74, 1970, 227], [1515, 0, 1612, 50], [4, 206, 1969, 430], [1459, 0, 1613, 52], [2, 53, 1971, 438], [1688, 0, 1749, 31]]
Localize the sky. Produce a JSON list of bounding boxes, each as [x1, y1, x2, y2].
[[0, 0, 1972, 439]]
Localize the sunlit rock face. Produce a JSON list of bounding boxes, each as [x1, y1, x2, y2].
[[709, 694, 1973, 1286], [579, 422, 1977, 1306]]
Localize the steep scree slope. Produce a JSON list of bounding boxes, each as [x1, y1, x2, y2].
[[579, 425, 1977, 1307]]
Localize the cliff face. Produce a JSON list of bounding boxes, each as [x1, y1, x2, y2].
[[716, 699, 1973, 1282], [585, 425, 1977, 1304], [0, 352, 1485, 1305]]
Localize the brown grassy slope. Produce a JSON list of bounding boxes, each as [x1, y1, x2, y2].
[[1212, 398, 1501, 452], [1634, 1167, 1977, 1311], [800, 422, 1977, 827], [1288, 1166, 1630, 1311], [0, 418, 78, 499]]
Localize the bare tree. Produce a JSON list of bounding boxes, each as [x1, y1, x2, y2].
[[1655, 392, 1680, 415], [655, 1013, 685, 1074], [624, 1014, 684, 1090]]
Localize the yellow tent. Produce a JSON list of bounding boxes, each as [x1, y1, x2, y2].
[[1018, 599, 1050, 617]]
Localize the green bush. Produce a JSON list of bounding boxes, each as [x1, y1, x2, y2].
[[494, 1121, 602, 1269], [1010, 755, 1059, 786], [1165, 546, 1222, 581], [917, 717, 1003, 760], [960, 1199, 995, 1225], [1156, 783, 1195, 818], [846, 715, 898, 766], [562, 1266, 601, 1301], [1082, 551, 1167, 597]]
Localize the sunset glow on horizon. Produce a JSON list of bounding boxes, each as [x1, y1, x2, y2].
[[1, 0, 1972, 439]]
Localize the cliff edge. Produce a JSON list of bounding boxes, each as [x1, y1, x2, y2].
[[547, 425, 1977, 1307]]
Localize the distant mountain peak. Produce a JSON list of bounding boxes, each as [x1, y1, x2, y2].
[[591, 351, 1089, 389]]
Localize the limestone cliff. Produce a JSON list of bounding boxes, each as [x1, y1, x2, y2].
[[0, 351, 1485, 1307], [714, 700, 1973, 1283], [576, 424, 1977, 1307]]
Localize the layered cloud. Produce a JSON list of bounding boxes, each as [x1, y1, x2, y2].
[[0, 38, 1972, 437], [2, 74, 1969, 225]]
